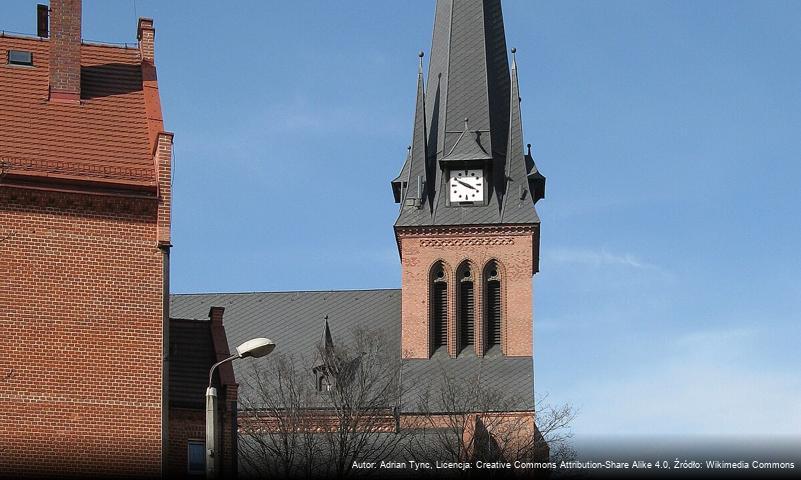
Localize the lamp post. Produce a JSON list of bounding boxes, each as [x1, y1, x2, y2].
[[207, 337, 275, 479]]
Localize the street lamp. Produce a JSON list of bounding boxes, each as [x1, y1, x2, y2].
[[206, 337, 275, 479]]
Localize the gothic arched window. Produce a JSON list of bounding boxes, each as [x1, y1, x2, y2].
[[484, 260, 503, 351], [456, 261, 475, 354], [429, 261, 448, 354]]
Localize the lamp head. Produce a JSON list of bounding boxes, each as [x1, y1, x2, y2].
[[236, 338, 275, 359]]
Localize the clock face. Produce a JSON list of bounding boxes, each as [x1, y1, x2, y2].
[[449, 169, 484, 203]]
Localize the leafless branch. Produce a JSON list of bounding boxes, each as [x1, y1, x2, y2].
[[408, 362, 577, 477], [239, 327, 408, 479]]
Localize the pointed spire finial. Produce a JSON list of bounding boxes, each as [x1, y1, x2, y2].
[[511, 47, 518, 70], [527, 143, 532, 155], [418, 50, 424, 74], [464, 117, 469, 131]]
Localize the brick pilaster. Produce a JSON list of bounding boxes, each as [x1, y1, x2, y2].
[[155, 132, 173, 246]]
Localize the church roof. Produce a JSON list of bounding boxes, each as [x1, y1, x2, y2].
[[393, 0, 545, 228], [170, 290, 534, 412]]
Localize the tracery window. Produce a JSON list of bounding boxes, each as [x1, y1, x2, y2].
[[456, 262, 475, 354], [430, 261, 448, 353], [484, 260, 502, 351]]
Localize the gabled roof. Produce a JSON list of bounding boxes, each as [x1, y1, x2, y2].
[[393, 0, 544, 228], [170, 289, 534, 412], [0, 34, 161, 192]]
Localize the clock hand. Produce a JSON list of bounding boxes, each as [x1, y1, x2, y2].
[[455, 178, 477, 190]]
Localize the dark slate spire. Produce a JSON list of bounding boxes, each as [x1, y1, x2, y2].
[[313, 315, 336, 372], [501, 48, 543, 223], [393, 0, 543, 227], [394, 52, 432, 219], [321, 315, 334, 352]]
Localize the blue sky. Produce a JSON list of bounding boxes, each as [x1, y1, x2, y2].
[[6, 1, 801, 441]]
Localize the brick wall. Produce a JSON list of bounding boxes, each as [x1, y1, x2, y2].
[[168, 408, 205, 478], [0, 186, 167, 477], [397, 225, 538, 359], [168, 395, 238, 478]]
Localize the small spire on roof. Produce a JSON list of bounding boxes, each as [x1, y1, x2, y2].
[[418, 50, 425, 74], [511, 47, 518, 70], [527, 143, 532, 156], [321, 315, 334, 351], [464, 117, 470, 131]]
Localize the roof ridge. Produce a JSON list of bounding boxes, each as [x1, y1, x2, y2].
[[0, 33, 137, 51], [0, 31, 47, 41], [81, 40, 139, 50]]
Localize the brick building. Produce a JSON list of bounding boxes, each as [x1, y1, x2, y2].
[[0, 1, 234, 478]]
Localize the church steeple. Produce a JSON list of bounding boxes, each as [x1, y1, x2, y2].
[[393, 0, 546, 360], [392, 0, 544, 228]]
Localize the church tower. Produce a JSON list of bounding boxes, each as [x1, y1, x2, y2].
[[392, 0, 546, 360]]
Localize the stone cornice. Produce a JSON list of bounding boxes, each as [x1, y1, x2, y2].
[[0, 186, 158, 218]]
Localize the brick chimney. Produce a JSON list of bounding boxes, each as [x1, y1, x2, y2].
[[209, 306, 225, 327], [49, 0, 82, 103], [137, 18, 155, 64]]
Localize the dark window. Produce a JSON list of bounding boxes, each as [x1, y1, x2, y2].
[[486, 279, 501, 349], [8, 50, 33, 66], [457, 264, 475, 354], [317, 373, 335, 393], [187, 440, 205, 475], [459, 280, 474, 350], [484, 260, 503, 352], [432, 282, 448, 350]]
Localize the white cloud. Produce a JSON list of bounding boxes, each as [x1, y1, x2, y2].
[[545, 247, 660, 270]]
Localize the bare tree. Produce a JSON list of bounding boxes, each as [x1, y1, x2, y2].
[[534, 393, 577, 465], [408, 361, 576, 477], [238, 354, 323, 479], [238, 326, 407, 479], [316, 326, 407, 478]]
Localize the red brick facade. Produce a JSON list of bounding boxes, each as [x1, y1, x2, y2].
[[0, 185, 170, 477], [396, 225, 539, 359]]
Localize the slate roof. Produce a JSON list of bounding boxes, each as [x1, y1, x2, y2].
[[170, 289, 534, 412], [393, 0, 545, 228], [0, 34, 161, 191]]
